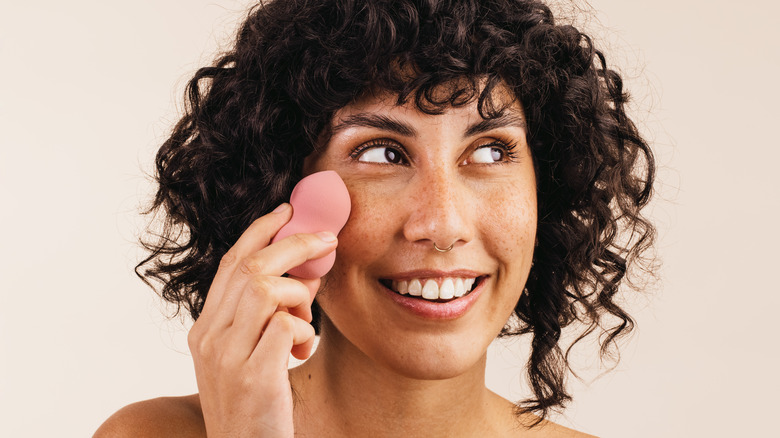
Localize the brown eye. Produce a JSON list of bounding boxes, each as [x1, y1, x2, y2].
[[357, 145, 405, 164]]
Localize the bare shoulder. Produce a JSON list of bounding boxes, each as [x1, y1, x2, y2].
[[491, 394, 597, 438], [525, 420, 597, 438], [512, 414, 598, 438], [93, 394, 205, 438]]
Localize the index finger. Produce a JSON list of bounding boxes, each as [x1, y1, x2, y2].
[[203, 203, 293, 313]]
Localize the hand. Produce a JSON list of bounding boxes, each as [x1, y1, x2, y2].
[[187, 203, 337, 437]]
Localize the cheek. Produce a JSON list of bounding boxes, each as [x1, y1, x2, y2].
[[332, 181, 402, 267], [479, 181, 537, 261], [317, 181, 399, 314]]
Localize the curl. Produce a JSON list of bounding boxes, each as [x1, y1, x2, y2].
[[137, 0, 656, 423]]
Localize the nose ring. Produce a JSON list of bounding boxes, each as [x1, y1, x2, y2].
[[433, 242, 454, 253]]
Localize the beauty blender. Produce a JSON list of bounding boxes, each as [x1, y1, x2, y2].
[[271, 170, 351, 278]]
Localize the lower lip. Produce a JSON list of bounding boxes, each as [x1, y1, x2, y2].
[[381, 278, 486, 320]]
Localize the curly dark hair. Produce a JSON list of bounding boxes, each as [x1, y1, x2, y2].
[[137, 0, 655, 424]]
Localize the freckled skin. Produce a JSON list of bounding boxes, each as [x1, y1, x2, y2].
[[304, 90, 537, 381]]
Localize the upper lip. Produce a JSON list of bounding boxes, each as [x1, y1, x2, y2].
[[379, 269, 486, 281]]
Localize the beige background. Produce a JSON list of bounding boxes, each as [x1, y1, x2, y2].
[[1, 1, 778, 436]]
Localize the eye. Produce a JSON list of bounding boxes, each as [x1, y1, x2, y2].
[[354, 140, 407, 164], [467, 141, 518, 164], [471, 146, 505, 163]]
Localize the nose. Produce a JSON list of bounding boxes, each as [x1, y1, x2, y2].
[[401, 165, 475, 250]]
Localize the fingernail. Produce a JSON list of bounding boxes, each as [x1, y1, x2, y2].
[[316, 231, 337, 242], [272, 203, 290, 213]]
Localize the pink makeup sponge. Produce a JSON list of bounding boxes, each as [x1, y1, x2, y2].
[[271, 170, 351, 278]]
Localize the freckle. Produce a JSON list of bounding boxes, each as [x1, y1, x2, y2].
[[308, 374, 312, 380]]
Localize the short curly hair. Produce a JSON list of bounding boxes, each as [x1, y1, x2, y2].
[[137, 0, 655, 423]]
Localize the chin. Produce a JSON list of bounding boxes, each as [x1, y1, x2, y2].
[[370, 333, 490, 381]]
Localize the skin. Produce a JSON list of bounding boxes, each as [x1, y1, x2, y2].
[[94, 88, 595, 438], [292, 89, 537, 437]]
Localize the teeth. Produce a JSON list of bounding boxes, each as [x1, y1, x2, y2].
[[439, 279, 455, 299], [408, 279, 422, 296], [422, 280, 439, 299], [389, 277, 478, 301], [454, 278, 465, 297]]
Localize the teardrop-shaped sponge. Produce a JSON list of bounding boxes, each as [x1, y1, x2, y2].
[[271, 171, 351, 278]]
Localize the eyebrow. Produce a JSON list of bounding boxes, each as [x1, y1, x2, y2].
[[464, 112, 526, 137], [330, 111, 526, 138], [331, 114, 417, 137]]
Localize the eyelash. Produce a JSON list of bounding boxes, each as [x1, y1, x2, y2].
[[349, 138, 520, 164], [477, 139, 519, 163], [349, 139, 409, 164]]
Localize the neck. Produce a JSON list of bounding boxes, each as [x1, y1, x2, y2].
[[289, 319, 510, 438]]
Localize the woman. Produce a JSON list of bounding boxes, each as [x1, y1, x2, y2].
[[96, 0, 655, 436]]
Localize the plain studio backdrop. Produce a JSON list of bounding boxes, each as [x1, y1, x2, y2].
[[1, 1, 778, 436]]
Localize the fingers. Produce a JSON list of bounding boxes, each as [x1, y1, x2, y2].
[[237, 231, 338, 278], [224, 276, 313, 356], [188, 310, 313, 437], [190, 203, 331, 371], [251, 311, 316, 368], [207, 232, 334, 328], [200, 202, 336, 325], [187, 203, 329, 438], [289, 276, 321, 303], [203, 204, 294, 315]]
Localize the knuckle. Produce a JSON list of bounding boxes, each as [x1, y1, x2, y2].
[[216, 351, 237, 371], [239, 257, 262, 275], [289, 233, 312, 248], [187, 322, 202, 347], [187, 329, 211, 356], [219, 250, 237, 268], [270, 311, 295, 332], [248, 276, 277, 300], [237, 374, 257, 391], [186, 331, 198, 350]]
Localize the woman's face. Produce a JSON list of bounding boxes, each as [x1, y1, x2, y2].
[[304, 87, 536, 379]]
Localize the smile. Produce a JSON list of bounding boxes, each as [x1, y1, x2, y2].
[[379, 276, 483, 302]]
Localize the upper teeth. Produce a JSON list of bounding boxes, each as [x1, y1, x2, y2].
[[391, 278, 476, 300]]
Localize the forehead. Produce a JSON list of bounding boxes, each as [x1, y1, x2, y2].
[[330, 82, 524, 131]]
